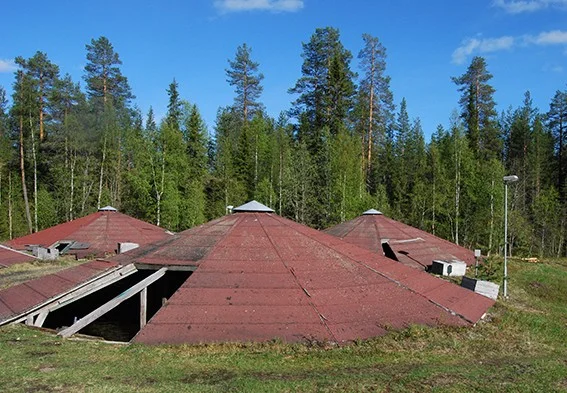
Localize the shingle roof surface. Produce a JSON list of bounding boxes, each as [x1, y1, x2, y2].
[[0, 260, 119, 323], [0, 245, 36, 268], [324, 213, 475, 269], [6, 211, 172, 258], [118, 212, 493, 345]]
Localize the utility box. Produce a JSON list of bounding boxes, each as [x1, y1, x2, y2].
[[32, 246, 59, 261], [430, 260, 467, 277], [461, 277, 500, 300]]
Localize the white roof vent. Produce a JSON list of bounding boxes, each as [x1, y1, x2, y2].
[[362, 209, 383, 215], [98, 206, 118, 212], [232, 200, 275, 213]]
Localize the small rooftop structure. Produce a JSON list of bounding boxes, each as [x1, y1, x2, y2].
[[0, 245, 37, 268], [232, 200, 275, 213], [362, 209, 383, 215], [5, 209, 173, 259], [324, 210, 475, 270]]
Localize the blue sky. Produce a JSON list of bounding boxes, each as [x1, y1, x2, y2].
[[1, 0, 566, 138]]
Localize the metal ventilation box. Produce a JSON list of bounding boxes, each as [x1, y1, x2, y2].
[[461, 277, 500, 300], [430, 260, 467, 277]]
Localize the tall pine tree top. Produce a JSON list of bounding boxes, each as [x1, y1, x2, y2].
[[84, 36, 134, 106], [226, 43, 264, 123], [452, 56, 500, 159]]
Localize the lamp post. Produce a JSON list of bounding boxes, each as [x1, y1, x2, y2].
[[503, 175, 519, 298]]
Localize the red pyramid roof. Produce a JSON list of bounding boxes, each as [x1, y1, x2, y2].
[[114, 211, 492, 345], [6, 210, 172, 258], [324, 213, 475, 270]]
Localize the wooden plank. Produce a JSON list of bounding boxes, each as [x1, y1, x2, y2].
[[58, 268, 167, 338], [33, 310, 49, 327], [8, 264, 137, 326], [140, 287, 147, 328]]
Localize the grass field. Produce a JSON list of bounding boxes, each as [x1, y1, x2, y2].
[[0, 258, 566, 392]]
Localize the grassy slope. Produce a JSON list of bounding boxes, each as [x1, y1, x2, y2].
[[0, 258, 84, 290], [0, 258, 565, 393]]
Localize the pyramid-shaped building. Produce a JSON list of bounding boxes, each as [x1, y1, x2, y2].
[[6, 207, 173, 259], [325, 209, 475, 270], [112, 202, 493, 344], [0, 202, 494, 344]]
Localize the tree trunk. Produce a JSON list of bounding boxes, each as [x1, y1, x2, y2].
[[432, 170, 436, 235], [19, 115, 33, 234], [97, 137, 107, 210], [488, 178, 495, 255], [69, 151, 76, 220], [30, 115, 38, 232], [279, 148, 283, 215], [81, 156, 93, 215], [8, 172, 13, 239], [454, 139, 461, 245]]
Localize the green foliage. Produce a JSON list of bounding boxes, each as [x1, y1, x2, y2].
[[226, 43, 264, 122], [0, 30, 565, 259], [84, 36, 133, 107]]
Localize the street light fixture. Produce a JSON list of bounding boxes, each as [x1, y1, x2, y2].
[[503, 175, 519, 298]]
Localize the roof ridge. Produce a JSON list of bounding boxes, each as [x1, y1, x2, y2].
[[270, 214, 480, 325], [257, 213, 338, 342]]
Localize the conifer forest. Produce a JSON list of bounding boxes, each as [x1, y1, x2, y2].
[[1, 27, 565, 258]]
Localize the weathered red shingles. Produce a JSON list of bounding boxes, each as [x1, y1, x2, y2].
[[6, 210, 172, 258], [0, 260, 119, 323], [0, 246, 36, 268], [125, 204, 493, 345], [324, 212, 475, 269]]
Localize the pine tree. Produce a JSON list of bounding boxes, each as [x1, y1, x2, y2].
[[182, 103, 208, 227], [289, 26, 356, 147], [547, 90, 567, 197], [288, 26, 356, 227], [84, 36, 134, 107], [49, 74, 87, 221], [10, 69, 35, 233], [15, 52, 59, 141], [452, 56, 501, 160], [166, 79, 182, 130], [226, 43, 264, 123], [357, 33, 394, 188]]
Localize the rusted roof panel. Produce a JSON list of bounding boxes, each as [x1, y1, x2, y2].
[[128, 210, 493, 345], [325, 213, 475, 269], [6, 211, 172, 258], [0, 260, 118, 323], [135, 322, 333, 345], [0, 245, 36, 268]]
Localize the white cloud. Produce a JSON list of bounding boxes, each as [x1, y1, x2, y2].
[[453, 30, 567, 64], [214, 0, 304, 13], [493, 0, 567, 14], [0, 59, 17, 73], [452, 37, 515, 64], [526, 30, 567, 45]]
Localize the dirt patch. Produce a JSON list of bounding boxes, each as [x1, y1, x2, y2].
[[26, 350, 56, 357], [38, 366, 57, 373], [529, 281, 546, 289], [25, 384, 55, 393], [182, 369, 237, 385]]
